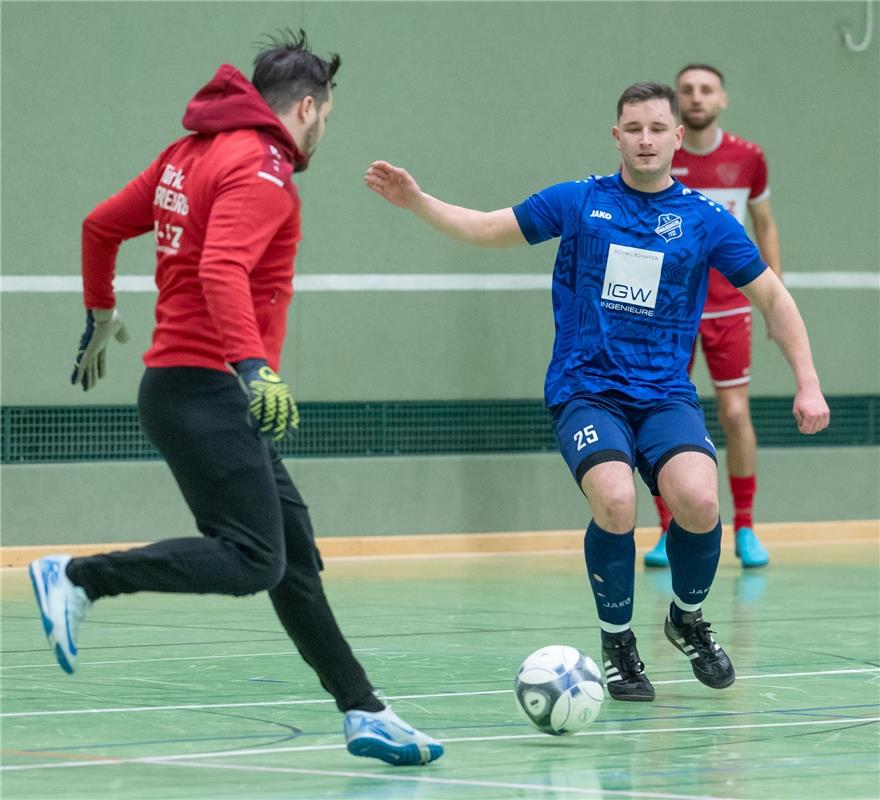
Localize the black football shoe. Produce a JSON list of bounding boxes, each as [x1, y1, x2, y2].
[[601, 629, 655, 701], [664, 609, 735, 689]]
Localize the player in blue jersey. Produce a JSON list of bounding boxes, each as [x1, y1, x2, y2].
[[365, 82, 829, 701]]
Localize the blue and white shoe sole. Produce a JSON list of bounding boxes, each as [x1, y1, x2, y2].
[[347, 737, 443, 766], [28, 564, 75, 674]]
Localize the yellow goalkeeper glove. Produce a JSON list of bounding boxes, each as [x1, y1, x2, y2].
[[234, 359, 300, 441]]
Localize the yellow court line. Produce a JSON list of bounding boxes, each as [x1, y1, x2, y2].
[[1, 520, 877, 567]]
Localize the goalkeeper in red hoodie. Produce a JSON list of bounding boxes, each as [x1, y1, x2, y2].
[[28, 30, 443, 767]]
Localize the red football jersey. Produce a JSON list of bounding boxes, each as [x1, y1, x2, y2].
[[671, 130, 769, 314]]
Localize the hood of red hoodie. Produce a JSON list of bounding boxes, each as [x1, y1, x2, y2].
[[182, 64, 308, 169]]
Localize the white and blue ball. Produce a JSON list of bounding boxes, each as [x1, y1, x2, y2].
[[514, 645, 604, 735]]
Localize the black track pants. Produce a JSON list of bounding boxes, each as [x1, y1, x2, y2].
[[68, 367, 376, 711]]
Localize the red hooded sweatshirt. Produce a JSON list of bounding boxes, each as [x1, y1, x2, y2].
[[82, 64, 308, 372]]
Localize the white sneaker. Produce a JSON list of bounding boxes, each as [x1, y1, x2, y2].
[[28, 555, 91, 674], [344, 706, 444, 766]]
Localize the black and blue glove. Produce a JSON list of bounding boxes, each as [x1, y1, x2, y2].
[[71, 308, 130, 391], [234, 358, 300, 441]]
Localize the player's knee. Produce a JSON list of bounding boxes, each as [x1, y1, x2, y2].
[[590, 485, 637, 531], [263, 557, 287, 591], [674, 489, 719, 531], [233, 547, 287, 594], [717, 395, 752, 432]]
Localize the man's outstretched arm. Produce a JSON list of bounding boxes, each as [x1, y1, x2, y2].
[[365, 160, 526, 248]]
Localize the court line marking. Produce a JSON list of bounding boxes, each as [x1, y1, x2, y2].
[[1, 271, 877, 293], [0, 650, 305, 672], [152, 759, 738, 800], [3, 716, 877, 774], [1, 667, 877, 718]]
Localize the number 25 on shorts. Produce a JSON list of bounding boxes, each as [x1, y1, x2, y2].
[[573, 425, 598, 451]]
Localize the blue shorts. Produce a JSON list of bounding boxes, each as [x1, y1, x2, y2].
[[551, 393, 717, 495]]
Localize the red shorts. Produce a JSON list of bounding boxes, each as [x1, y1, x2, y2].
[[690, 310, 752, 388]]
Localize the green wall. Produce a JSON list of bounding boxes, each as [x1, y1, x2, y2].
[[2, 1, 878, 404], [1, 2, 878, 541], [2, 448, 879, 546]]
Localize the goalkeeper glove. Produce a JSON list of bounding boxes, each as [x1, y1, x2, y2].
[[71, 308, 130, 391], [234, 358, 300, 441]]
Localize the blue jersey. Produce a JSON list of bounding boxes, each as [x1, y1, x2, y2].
[[512, 173, 766, 407]]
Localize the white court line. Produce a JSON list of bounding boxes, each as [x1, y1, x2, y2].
[[0, 644, 383, 672], [153, 759, 737, 800], [0, 649, 304, 671], [1, 272, 877, 293], [3, 716, 878, 775], [1, 668, 877, 718]]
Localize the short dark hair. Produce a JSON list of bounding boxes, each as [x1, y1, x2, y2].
[[616, 82, 678, 119], [252, 28, 341, 114], [676, 63, 725, 86]]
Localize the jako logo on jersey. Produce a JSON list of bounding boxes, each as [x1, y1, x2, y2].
[[590, 209, 612, 220], [655, 213, 683, 242]]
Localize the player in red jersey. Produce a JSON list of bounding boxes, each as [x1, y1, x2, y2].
[[645, 64, 780, 569], [27, 30, 442, 767]]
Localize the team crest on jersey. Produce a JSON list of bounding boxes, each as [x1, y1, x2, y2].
[[717, 162, 741, 186], [655, 213, 683, 242]]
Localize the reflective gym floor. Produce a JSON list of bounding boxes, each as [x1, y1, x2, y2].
[[2, 533, 878, 800]]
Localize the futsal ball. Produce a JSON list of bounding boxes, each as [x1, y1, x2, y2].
[[514, 645, 604, 735]]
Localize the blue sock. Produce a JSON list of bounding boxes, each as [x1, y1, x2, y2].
[[666, 518, 722, 625], [584, 520, 635, 632]]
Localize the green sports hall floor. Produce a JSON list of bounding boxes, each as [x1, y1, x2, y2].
[[1, 536, 878, 800]]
